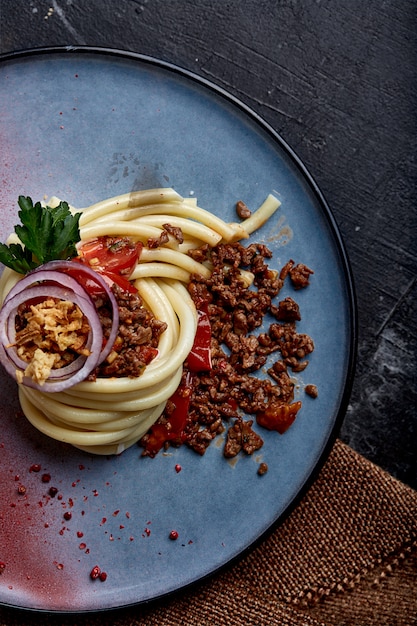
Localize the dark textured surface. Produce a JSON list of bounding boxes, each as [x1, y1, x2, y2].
[[0, 0, 416, 488]]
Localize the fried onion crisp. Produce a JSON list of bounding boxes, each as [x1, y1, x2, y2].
[[14, 298, 90, 384]]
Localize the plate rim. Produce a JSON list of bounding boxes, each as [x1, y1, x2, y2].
[[0, 45, 358, 615]]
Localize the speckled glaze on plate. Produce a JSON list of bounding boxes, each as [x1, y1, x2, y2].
[[0, 47, 356, 613]]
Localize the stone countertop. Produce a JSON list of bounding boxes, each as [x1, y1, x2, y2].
[[0, 0, 415, 489]]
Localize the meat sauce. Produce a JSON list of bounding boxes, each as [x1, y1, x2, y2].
[[140, 240, 316, 462]]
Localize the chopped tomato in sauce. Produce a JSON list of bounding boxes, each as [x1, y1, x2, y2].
[[72, 236, 142, 295], [186, 302, 212, 372], [143, 372, 194, 456], [256, 401, 302, 434], [142, 304, 213, 454]]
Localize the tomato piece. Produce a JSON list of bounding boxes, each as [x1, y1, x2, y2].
[[256, 400, 302, 434], [143, 372, 194, 456], [71, 236, 142, 295], [186, 302, 212, 372], [139, 345, 159, 365], [102, 271, 139, 294], [78, 236, 142, 276]]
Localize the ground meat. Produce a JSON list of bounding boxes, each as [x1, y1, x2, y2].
[[140, 241, 315, 461], [279, 330, 315, 372], [163, 223, 184, 243], [257, 462, 268, 476], [147, 223, 184, 248], [187, 243, 210, 264], [236, 200, 251, 219], [90, 284, 167, 379], [279, 259, 295, 281], [224, 419, 264, 458], [289, 263, 314, 289], [147, 230, 169, 249], [305, 384, 318, 398], [271, 297, 301, 322]]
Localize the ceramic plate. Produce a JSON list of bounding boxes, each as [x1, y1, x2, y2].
[[0, 47, 356, 613]]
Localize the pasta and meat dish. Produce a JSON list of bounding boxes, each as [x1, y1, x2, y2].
[[0, 189, 315, 462]]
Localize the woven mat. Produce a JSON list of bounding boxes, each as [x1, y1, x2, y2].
[[1, 439, 416, 626]]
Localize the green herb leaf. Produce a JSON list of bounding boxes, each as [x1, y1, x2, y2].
[[0, 196, 81, 274], [0, 241, 35, 274]]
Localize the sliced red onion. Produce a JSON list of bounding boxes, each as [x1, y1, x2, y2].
[[0, 283, 102, 392], [3, 261, 119, 364], [0, 260, 120, 392], [4, 269, 90, 305]]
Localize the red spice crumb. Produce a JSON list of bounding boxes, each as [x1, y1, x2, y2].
[[120, 525, 125, 529], [56, 563, 64, 570], [57, 494, 63, 500], [175, 464, 182, 473], [77, 531, 84, 538], [63, 512, 72, 521], [99, 571, 107, 582], [113, 509, 120, 516], [79, 464, 85, 470], [169, 530, 179, 541], [100, 517, 107, 526], [29, 464, 41, 473], [0, 562, 5, 573], [90, 565, 101, 580], [14, 475, 19, 481], [126, 512, 131, 519], [17, 485, 26, 495], [44, 523, 49, 528], [93, 490, 99, 497], [79, 543, 87, 550], [41, 473, 51, 483], [49, 487, 58, 497], [144, 528, 151, 537]]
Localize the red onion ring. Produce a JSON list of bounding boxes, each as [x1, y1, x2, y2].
[[0, 260, 121, 392], [4, 261, 119, 364], [0, 283, 102, 392]]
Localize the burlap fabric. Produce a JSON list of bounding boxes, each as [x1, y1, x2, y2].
[[1, 439, 416, 626]]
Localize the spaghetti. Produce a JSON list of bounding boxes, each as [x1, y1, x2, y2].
[[0, 188, 281, 454]]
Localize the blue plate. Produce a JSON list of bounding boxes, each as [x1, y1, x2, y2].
[[0, 47, 356, 613]]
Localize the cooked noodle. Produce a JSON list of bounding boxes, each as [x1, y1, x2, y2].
[[1, 189, 281, 454]]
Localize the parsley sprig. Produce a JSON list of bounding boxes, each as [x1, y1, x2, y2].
[[0, 196, 81, 274]]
